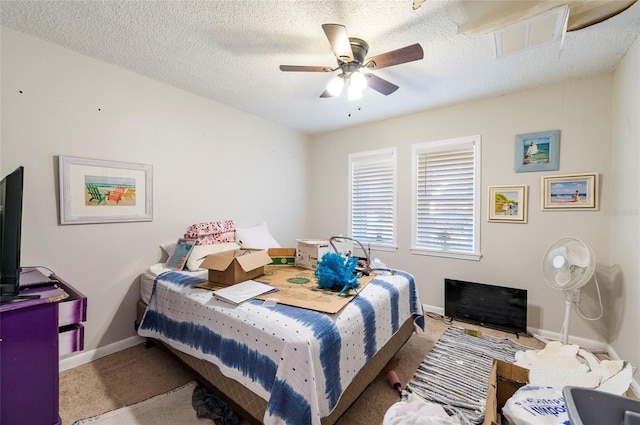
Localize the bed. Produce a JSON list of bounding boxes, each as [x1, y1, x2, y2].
[[137, 263, 424, 425]]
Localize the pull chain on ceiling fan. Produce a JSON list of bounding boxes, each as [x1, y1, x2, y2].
[[279, 23, 424, 99]]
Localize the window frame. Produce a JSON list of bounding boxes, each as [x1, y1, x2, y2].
[[410, 135, 482, 261], [348, 147, 398, 251]]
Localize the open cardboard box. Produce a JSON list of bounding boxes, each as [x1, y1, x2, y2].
[[484, 359, 530, 425], [200, 248, 272, 286]]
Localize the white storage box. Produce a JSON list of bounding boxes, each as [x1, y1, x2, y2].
[[295, 238, 354, 270]]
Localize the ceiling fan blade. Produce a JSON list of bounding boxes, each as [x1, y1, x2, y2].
[[365, 43, 424, 70], [279, 65, 334, 72], [365, 74, 399, 96], [322, 23, 354, 63]]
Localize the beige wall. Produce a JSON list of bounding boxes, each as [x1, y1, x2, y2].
[[2, 24, 638, 378], [1, 28, 310, 356], [309, 76, 615, 349], [610, 33, 640, 374]]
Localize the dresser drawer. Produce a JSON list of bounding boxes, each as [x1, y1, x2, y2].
[[53, 274, 87, 327], [59, 324, 84, 356]]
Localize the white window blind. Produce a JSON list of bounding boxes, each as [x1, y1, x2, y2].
[[349, 148, 397, 248], [412, 136, 481, 260]]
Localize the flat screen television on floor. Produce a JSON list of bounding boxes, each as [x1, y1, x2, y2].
[[1, 166, 24, 302], [444, 278, 528, 334]]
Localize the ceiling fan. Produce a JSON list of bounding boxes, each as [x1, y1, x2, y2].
[[279, 24, 424, 99]]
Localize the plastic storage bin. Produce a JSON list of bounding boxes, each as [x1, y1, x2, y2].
[[563, 386, 640, 425]]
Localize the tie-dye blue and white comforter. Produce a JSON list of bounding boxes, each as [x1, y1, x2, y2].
[[138, 271, 424, 425]]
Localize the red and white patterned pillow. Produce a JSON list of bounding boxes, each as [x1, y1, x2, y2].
[[184, 220, 236, 245]]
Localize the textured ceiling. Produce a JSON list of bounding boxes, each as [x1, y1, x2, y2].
[[2, 0, 640, 135]]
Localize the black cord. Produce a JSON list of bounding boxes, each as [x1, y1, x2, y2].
[[425, 311, 453, 324]]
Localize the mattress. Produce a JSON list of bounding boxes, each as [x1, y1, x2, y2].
[[140, 263, 207, 304], [138, 269, 424, 425]]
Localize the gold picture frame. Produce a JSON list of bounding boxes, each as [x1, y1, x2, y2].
[[542, 173, 598, 210], [488, 185, 528, 223]]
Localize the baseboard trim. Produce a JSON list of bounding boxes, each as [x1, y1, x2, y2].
[[59, 335, 145, 372], [423, 303, 607, 349], [423, 304, 444, 317]]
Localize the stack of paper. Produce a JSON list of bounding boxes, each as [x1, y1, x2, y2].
[[213, 280, 278, 305]]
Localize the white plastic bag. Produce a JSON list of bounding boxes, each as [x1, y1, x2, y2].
[[383, 393, 462, 425], [502, 385, 570, 425]]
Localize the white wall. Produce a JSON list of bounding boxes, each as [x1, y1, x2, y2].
[[309, 76, 616, 348], [610, 34, 640, 373], [1, 28, 310, 354]]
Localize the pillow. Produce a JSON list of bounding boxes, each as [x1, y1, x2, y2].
[[235, 222, 281, 249], [186, 242, 241, 272], [184, 220, 235, 245], [159, 240, 177, 259]]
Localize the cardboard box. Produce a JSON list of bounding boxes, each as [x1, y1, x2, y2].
[[484, 359, 530, 425], [200, 249, 272, 286], [268, 248, 297, 266], [295, 239, 354, 270]]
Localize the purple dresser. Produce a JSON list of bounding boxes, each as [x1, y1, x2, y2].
[[0, 271, 87, 425]]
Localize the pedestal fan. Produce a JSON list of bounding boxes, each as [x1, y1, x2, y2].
[[541, 238, 596, 344]]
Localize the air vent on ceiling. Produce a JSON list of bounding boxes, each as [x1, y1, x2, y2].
[[494, 5, 569, 58]]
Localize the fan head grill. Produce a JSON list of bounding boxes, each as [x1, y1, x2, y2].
[[542, 237, 595, 291]]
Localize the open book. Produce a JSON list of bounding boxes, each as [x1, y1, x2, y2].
[[213, 280, 278, 305]]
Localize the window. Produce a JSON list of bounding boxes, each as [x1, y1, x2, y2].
[[349, 148, 397, 249], [411, 136, 481, 260]]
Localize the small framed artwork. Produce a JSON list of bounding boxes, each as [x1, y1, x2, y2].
[[542, 173, 599, 210], [59, 155, 153, 224], [165, 238, 196, 271], [515, 130, 560, 173], [488, 185, 528, 223]]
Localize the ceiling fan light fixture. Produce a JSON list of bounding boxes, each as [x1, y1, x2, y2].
[[349, 70, 368, 92], [347, 83, 363, 101], [281, 24, 424, 99], [326, 74, 345, 97]]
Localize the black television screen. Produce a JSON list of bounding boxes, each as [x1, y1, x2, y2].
[[444, 278, 528, 334], [1, 166, 24, 301]]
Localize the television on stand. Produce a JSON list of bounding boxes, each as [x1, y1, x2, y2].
[[1, 166, 38, 302]]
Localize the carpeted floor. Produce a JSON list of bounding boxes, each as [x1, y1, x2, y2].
[[72, 381, 211, 425], [59, 315, 545, 425]]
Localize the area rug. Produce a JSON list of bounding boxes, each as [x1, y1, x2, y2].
[[406, 326, 530, 425], [73, 381, 211, 425]]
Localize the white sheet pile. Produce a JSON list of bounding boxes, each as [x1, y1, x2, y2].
[[514, 341, 632, 394], [138, 270, 424, 425]]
